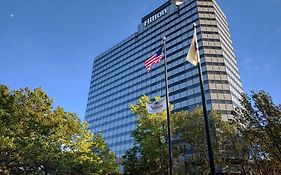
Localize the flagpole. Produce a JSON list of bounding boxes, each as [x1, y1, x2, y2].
[[193, 23, 216, 175], [163, 36, 174, 175]]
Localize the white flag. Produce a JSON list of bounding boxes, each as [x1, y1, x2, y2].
[[171, 0, 184, 6], [186, 29, 200, 66], [146, 97, 166, 114]]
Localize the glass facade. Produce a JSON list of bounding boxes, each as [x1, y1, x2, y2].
[[85, 0, 243, 157]]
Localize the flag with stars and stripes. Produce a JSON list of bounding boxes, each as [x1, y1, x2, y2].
[[144, 46, 163, 72]]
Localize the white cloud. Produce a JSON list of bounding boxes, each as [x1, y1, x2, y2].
[[240, 56, 273, 73], [241, 57, 251, 65]]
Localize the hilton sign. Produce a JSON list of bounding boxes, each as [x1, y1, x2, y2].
[[144, 9, 167, 27]]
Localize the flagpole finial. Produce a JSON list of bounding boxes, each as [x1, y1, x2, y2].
[[193, 23, 196, 28]]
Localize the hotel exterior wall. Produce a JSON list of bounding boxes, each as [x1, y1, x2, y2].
[[85, 0, 243, 156], [197, 0, 243, 120]]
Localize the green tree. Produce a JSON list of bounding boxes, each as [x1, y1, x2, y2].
[[122, 96, 228, 174], [175, 91, 281, 174], [122, 96, 250, 174], [231, 91, 281, 174], [122, 96, 169, 175], [172, 109, 215, 175], [123, 91, 281, 175], [0, 85, 119, 175]]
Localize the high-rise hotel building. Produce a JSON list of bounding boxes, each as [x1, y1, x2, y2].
[[85, 0, 243, 157]]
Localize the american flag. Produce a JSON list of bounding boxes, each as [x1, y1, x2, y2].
[[144, 46, 163, 72]]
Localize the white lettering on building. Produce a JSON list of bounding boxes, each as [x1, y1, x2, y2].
[[144, 9, 167, 27]]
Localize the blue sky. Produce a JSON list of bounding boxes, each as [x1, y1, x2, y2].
[[0, 0, 280, 121]]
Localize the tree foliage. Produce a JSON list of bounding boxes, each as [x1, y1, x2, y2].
[[122, 91, 281, 174], [123, 96, 169, 175], [231, 91, 281, 174], [0, 85, 118, 175], [122, 95, 229, 174], [173, 109, 228, 174]]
